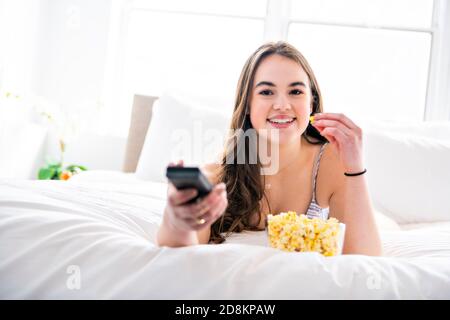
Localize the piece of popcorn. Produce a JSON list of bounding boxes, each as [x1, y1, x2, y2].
[[267, 211, 345, 256]]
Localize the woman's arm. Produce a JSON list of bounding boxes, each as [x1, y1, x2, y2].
[[312, 113, 382, 256], [157, 211, 211, 246], [156, 210, 200, 247], [329, 170, 382, 256], [156, 162, 223, 247]]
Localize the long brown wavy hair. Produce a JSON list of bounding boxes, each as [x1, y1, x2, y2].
[[209, 41, 328, 244]]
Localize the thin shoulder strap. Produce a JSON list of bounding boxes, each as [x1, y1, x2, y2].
[[311, 143, 328, 202]]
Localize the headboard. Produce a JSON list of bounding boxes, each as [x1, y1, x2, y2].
[[122, 94, 158, 173]]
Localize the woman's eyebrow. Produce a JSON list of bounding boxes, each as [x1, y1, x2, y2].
[[255, 81, 307, 88], [289, 81, 307, 87]]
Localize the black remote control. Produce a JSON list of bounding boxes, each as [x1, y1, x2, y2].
[[166, 167, 213, 204]]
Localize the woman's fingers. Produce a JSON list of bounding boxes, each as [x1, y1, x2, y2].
[[312, 113, 363, 149], [172, 182, 225, 215], [320, 127, 348, 146], [204, 196, 228, 222], [177, 183, 226, 219], [176, 201, 210, 219], [313, 119, 352, 137], [205, 183, 226, 202], [168, 185, 198, 206], [192, 182, 225, 211], [181, 187, 227, 227], [168, 181, 227, 230], [168, 160, 184, 167], [196, 191, 226, 221], [179, 183, 225, 215], [314, 112, 359, 130], [199, 188, 228, 221], [185, 194, 227, 230], [323, 133, 337, 144]]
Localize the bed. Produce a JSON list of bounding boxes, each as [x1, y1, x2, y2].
[[1, 94, 449, 299]]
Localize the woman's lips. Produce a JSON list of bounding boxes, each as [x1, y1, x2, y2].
[[266, 117, 296, 129]]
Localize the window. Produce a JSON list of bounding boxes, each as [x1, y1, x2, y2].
[[106, 0, 266, 134], [288, 25, 431, 121], [104, 0, 448, 134], [288, 0, 436, 122], [123, 10, 263, 102], [290, 0, 434, 29]]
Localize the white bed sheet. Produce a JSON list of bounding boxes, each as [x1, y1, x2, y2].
[[0, 176, 449, 299]]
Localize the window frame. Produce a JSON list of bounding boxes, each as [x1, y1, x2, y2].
[[425, 0, 450, 121]]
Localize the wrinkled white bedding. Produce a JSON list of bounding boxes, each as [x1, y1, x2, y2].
[[0, 178, 449, 299]]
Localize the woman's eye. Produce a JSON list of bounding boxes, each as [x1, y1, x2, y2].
[[290, 89, 303, 95], [259, 90, 273, 96]]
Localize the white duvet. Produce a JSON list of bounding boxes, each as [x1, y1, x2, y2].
[[0, 177, 449, 299]]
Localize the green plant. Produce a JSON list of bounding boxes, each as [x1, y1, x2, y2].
[[38, 160, 87, 180], [36, 125, 88, 180]]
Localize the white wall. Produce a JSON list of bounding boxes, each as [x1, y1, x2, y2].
[[32, 0, 127, 174], [44, 131, 127, 173], [0, 0, 40, 95], [0, 0, 47, 179], [33, 0, 111, 107]]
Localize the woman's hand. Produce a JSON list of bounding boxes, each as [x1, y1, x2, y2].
[[311, 113, 364, 173], [163, 160, 228, 233]]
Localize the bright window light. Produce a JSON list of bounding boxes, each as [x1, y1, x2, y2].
[[131, 0, 267, 17], [288, 24, 431, 121], [290, 0, 434, 29], [118, 10, 264, 129]]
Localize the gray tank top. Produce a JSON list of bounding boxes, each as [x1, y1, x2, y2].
[[305, 143, 330, 220]]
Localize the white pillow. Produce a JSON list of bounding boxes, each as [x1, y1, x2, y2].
[[135, 93, 230, 182], [373, 209, 401, 231], [364, 128, 450, 224], [359, 118, 450, 142]]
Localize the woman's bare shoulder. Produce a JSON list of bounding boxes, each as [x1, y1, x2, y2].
[[200, 163, 222, 185]]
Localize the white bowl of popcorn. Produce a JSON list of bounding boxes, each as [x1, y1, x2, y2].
[[267, 211, 346, 256]]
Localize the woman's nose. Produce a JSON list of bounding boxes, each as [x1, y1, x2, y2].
[[273, 95, 291, 111]]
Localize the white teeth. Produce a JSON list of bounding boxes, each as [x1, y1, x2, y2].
[[268, 118, 295, 124]]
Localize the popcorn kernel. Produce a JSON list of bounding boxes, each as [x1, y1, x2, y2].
[[267, 211, 341, 256]]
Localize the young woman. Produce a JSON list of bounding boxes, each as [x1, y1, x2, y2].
[[156, 41, 382, 256]]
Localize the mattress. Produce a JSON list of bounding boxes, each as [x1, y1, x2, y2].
[[0, 173, 449, 299]]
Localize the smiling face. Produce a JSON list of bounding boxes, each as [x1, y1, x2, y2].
[[249, 54, 312, 145]]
